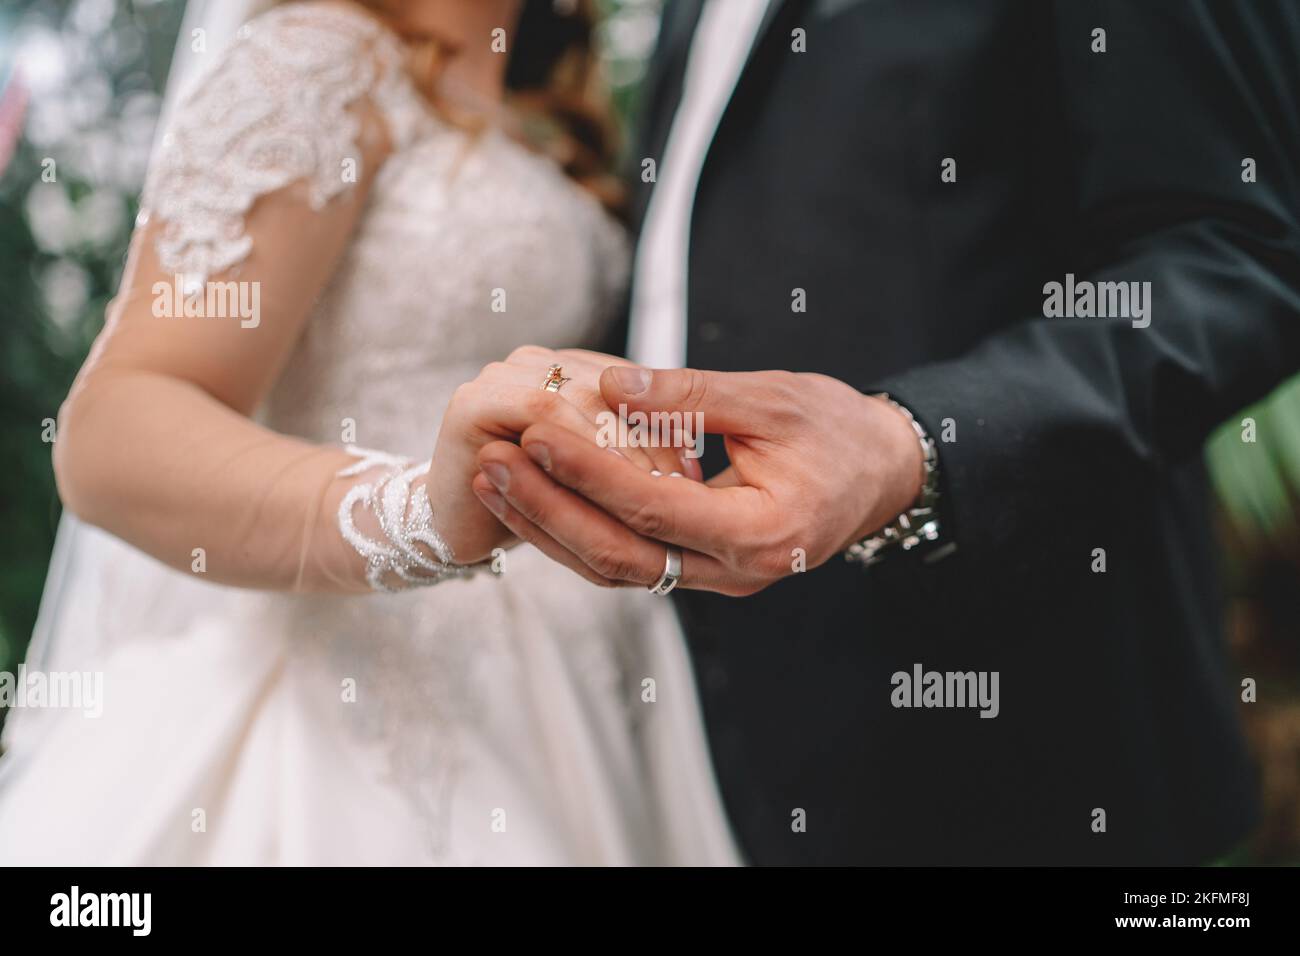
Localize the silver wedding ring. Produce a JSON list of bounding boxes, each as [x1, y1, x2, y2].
[[648, 547, 683, 596]]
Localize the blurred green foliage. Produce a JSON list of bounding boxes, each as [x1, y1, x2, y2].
[[1207, 380, 1300, 552], [1, 0, 182, 675]]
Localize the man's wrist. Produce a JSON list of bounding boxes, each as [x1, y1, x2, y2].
[[844, 394, 942, 567], [881, 396, 928, 511]]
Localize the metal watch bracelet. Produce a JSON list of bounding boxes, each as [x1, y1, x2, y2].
[[843, 394, 941, 567]]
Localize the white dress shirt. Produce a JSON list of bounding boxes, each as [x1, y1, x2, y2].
[[627, 0, 773, 369]]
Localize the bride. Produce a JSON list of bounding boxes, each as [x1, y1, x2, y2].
[[0, 0, 738, 865]]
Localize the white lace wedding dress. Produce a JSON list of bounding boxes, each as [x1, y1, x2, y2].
[[0, 3, 739, 865]]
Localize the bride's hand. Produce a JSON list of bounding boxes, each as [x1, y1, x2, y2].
[[497, 346, 699, 478], [427, 347, 696, 564]]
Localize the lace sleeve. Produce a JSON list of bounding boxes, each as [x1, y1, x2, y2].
[[46, 4, 489, 596], [141, 3, 425, 289], [336, 448, 491, 593]]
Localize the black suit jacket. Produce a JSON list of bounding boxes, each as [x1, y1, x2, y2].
[[621, 0, 1300, 865]]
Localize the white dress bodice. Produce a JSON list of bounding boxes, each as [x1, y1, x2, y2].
[[0, 2, 738, 866], [144, 2, 628, 456]]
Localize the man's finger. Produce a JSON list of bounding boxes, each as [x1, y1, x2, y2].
[[476, 441, 738, 591], [470, 471, 618, 589], [515, 422, 768, 556], [487, 355, 681, 475], [706, 464, 742, 488], [598, 366, 794, 438]]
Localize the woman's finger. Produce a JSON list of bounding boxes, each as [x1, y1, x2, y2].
[[479, 355, 670, 473]]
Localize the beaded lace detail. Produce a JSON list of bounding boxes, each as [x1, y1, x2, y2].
[[337, 447, 479, 592], [142, 3, 427, 287]]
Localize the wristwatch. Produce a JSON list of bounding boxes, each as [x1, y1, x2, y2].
[[843, 394, 942, 567]]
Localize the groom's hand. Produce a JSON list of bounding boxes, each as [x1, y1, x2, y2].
[[471, 368, 927, 594]]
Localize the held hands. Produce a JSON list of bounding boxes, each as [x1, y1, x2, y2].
[[424, 347, 695, 564], [470, 363, 927, 595]]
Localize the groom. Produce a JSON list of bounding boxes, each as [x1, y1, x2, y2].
[[479, 0, 1300, 863]]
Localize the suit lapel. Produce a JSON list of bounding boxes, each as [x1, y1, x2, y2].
[[639, 0, 704, 114], [699, 0, 808, 195], [628, 0, 705, 231], [743, 0, 791, 76], [629, 0, 796, 231]]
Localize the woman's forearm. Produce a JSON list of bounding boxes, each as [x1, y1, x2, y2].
[[54, 366, 368, 594]]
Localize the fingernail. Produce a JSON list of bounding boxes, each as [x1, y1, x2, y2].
[[482, 462, 510, 493], [613, 366, 652, 395], [475, 486, 506, 518], [650, 469, 663, 477], [680, 448, 703, 481], [525, 442, 551, 471], [669, 471, 683, 478]]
